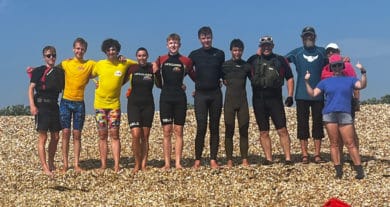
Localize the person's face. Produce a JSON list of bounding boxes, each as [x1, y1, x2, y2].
[[260, 43, 274, 56], [43, 49, 56, 67], [167, 39, 181, 54], [136, 50, 148, 66], [105, 46, 119, 61], [326, 48, 340, 58], [199, 33, 212, 49], [73, 42, 87, 60], [302, 33, 316, 48], [231, 47, 243, 60]]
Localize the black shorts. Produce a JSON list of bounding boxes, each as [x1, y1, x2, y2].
[[127, 101, 155, 128], [296, 100, 324, 140], [35, 102, 62, 132], [252, 96, 286, 131], [159, 96, 187, 126]]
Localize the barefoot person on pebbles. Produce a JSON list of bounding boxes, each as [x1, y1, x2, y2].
[[153, 33, 194, 170], [92, 38, 137, 173], [57, 37, 96, 173], [28, 45, 64, 177], [189, 26, 225, 169]]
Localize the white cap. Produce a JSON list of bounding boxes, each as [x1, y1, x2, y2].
[[325, 43, 339, 50]]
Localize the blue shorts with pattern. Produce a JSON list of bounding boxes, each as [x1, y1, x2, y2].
[[60, 98, 86, 130]]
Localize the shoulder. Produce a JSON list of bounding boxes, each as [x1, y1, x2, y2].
[[178, 55, 192, 65], [189, 48, 202, 57], [247, 54, 259, 64]]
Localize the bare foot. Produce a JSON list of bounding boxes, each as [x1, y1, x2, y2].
[[132, 168, 140, 174], [114, 166, 122, 174], [192, 160, 201, 170], [74, 166, 85, 173], [60, 167, 68, 174], [43, 169, 54, 179], [210, 160, 219, 169], [175, 164, 183, 170], [96, 167, 106, 174], [242, 159, 249, 167], [160, 165, 170, 171], [141, 166, 148, 171], [226, 160, 233, 168]]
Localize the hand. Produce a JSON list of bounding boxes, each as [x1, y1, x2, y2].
[[30, 105, 38, 115], [304, 70, 311, 80], [355, 61, 364, 70], [118, 55, 127, 63], [192, 90, 196, 97], [92, 79, 99, 88], [285, 96, 293, 107], [343, 56, 351, 62], [152, 62, 159, 73], [181, 84, 187, 91]]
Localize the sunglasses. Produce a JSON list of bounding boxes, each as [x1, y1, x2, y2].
[[45, 54, 57, 58], [261, 36, 273, 42], [326, 48, 339, 55], [330, 61, 345, 72]]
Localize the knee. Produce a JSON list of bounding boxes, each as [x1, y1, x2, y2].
[[277, 127, 288, 137]]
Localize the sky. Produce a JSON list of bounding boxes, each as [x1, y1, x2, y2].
[[0, 0, 389, 113]]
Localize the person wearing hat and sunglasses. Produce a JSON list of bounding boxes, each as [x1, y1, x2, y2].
[[321, 43, 361, 165], [285, 26, 328, 164], [247, 35, 294, 165], [304, 54, 367, 179]]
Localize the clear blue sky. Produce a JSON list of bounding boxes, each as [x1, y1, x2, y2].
[[1, 0, 389, 113]]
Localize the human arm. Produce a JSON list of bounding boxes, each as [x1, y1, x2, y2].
[[28, 83, 38, 115], [304, 71, 322, 97], [354, 62, 367, 89]]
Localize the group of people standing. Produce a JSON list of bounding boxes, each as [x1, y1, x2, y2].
[[28, 26, 367, 179]]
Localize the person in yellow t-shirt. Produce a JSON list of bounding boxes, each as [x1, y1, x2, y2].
[[58, 37, 95, 173], [92, 38, 137, 173]]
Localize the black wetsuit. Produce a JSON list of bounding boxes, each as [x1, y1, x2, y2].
[[189, 47, 225, 161], [126, 63, 155, 128], [156, 53, 192, 125], [222, 59, 251, 160]]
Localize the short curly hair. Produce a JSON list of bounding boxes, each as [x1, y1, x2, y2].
[[101, 38, 121, 53]]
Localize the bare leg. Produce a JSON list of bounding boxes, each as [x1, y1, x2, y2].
[[161, 124, 172, 170], [98, 129, 108, 171], [325, 123, 341, 165], [61, 128, 71, 173], [300, 139, 309, 163], [174, 124, 183, 169], [259, 131, 272, 162], [141, 127, 150, 171], [110, 128, 121, 173], [37, 131, 53, 176], [314, 139, 322, 160], [131, 127, 142, 173], [48, 131, 60, 172], [339, 124, 361, 165], [277, 127, 291, 161], [72, 130, 84, 172]]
